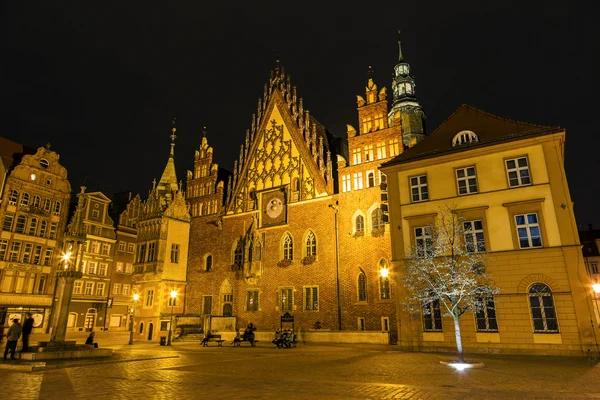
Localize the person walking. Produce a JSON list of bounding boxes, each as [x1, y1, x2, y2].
[[3, 319, 22, 360], [20, 312, 34, 352]]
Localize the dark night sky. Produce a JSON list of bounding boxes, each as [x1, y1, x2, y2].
[[1, 2, 597, 227]]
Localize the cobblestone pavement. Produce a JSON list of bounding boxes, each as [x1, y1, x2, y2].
[[2, 332, 600, 399]]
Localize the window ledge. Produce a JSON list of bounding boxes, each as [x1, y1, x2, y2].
[[475, 332, 500, 343]]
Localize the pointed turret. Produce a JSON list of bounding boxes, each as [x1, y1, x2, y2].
[[389, 30, 426, 146], [157, 119, 180, 195]]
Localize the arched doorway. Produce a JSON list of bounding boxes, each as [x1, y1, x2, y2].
[[85, 308, 97, 332], [67, 312, 78, 328], [148, 322, 154, 340]]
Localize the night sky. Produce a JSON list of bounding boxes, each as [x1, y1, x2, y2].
[[1, 2, 597, 227]]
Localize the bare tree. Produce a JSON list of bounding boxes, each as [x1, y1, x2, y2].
[[401, 206, 499, 363]]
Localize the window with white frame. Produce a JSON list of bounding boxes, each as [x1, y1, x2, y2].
[[353, 172, 364, 190], [464, 220, 486, 252], [410, 175, 428, 202], [92, 209, 99, 219], [304, 286, 319, 310], [0, 240, 8, 261], [591, 262, 599, 274], [49, 223, 57, 239], [101, 243, 110, 255], [127, 243, 135, 253], [15, 215, 26, 234], [95, 283, 105, 296], [475, 297, 498, 332], [372, 208, 384, 230], [98, 263, 108, 276], [91, 242, 100, 254], [366, 171, 375, 188], [414, 227, 433, 257], [43, 248, 53, 266], [84, 282, 94, 295], [9, 242, 21, 262], [113, 283, 121, 294], [43, 198, 51, 211], [506, 156, 531, 187], [355, 215, 365, 233], [125, 263, 132, 274], [21, 243, 32, 264], [379, 276, 390, 299], [422, 300, 442, 331], [515, 213, 543, 248], [118, 241, 125, 252], [116, 262, 124, 273], [20, 192, 30, 207], [170, 244, 180, 263], [88, 261, 98, 275], [39, 220, 47, 238], [146, 289, 154, 306], [352, 148, 362, 165], [364, 145, 374, 162], [376, 142, 387, 159], [342, 175, 351, 192], [31, 245, 41, 265], [122, 284, 130, 295], [528, 283, 558, 332], [389, 139, 400, 157], [53, 201, 61, 216], [456, 166, 478, 195], [73, 281, 83, 295], [33, 195, 41, 207], [8, 189, 18, 205]]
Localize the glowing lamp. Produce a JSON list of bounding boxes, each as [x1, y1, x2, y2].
[[380, 268, 389, 278], [593, 283, 600, 294], [133, 293, 140, 301], [170, 290, 178, 299], [449, 363, 471, 371]]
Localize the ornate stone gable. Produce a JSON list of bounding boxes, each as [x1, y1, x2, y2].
[[163, 189, 191, 221]]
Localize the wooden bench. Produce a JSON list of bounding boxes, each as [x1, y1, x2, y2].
[[201, 334, 224, 347], [233, 338, 260, 347], [274, 336, 296, 348]]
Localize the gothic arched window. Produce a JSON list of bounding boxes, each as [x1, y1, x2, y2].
[[355, 215, 365, 233], [8, 189, 18, 205], [372, 208, 384, 230], [305, 230, 317, 257], [357, 271, 367, 302], [283, 233, 293, 260], [20, 192, 30, 207], [233, 240, 243, 267]]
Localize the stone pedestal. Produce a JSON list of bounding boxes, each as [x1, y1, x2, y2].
[[50, 270, 83, 342]]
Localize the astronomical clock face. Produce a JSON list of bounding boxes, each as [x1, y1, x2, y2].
[[261, 189, 286, 227]]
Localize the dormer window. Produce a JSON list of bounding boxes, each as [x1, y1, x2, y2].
[[452, 130, 479, 147]]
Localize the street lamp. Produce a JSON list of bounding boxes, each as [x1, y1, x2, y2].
[[129, 293, 139, 345], [167, 290, 177, 346], [379, 267, 389, 278]]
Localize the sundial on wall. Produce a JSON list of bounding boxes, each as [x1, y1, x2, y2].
[[261, 188, 287, 227]]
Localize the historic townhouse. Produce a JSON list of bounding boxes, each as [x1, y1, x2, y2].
[[0, 144, 71, 335], [67, 189, 116, 332], [381, 104, 600, 356], [130, 125, 189, 342], [108, 192, 139, 332]]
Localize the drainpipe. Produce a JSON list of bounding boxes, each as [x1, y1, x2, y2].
[[329, 201, 342, 331]]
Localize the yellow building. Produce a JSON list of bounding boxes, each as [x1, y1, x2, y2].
[[381, 104, 600, 356]]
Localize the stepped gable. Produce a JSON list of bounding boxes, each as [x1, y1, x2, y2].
[[383, 104, 560, 166], [225, 60, 336, 213]]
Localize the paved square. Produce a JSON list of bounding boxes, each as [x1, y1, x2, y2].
[[2, 332, 600, 399]]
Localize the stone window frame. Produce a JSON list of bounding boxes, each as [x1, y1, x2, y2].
[[246, 290, 260, 312], [20, 192, 30, 207], [381, 317, 390, 332], [504, 155, 533, 188], [303, 285, 319, 311], [454, 165, 478, 196], [409, 174, 429, 203], [503, 199, 547, 250], [366, 170, 376, 188], [474, 296, 499, 332], [357, 269, 367, 303], [304, 230, 317, 258], [422, 299, 443, 332], [204, 253, 213, 272], [357, 317, 366, 331], [8, 189, 18, 205], [352, 209, 366, 235], [281, 232, 294, 261], [404, 213, 437, 256], [279, 286, 294, 312]]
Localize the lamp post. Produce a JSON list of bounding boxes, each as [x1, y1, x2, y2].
[[329, 201, 342, 331], [167, 290, 177, 346], [128, 293, 139, 345]]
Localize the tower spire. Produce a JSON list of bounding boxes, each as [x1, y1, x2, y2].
[[397, 30, 404, 62], [367, 65, 374, 81], [170, 118, 177, 157]]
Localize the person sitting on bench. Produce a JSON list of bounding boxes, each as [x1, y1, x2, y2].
[[286, 330, 295, 347], [85, 331, 98, 348], [201, 330, 212, 346], [232, 328, 241, 346], [277, 329, 288, 349], [272, 328, 281, 347]]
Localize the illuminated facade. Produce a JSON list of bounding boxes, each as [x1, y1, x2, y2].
[[184, 38, 426, 342], [129, 125, 189, 341], [65, 189, 116, 332], [381, 105, 600, 356], [0, 144, 71, 334]]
